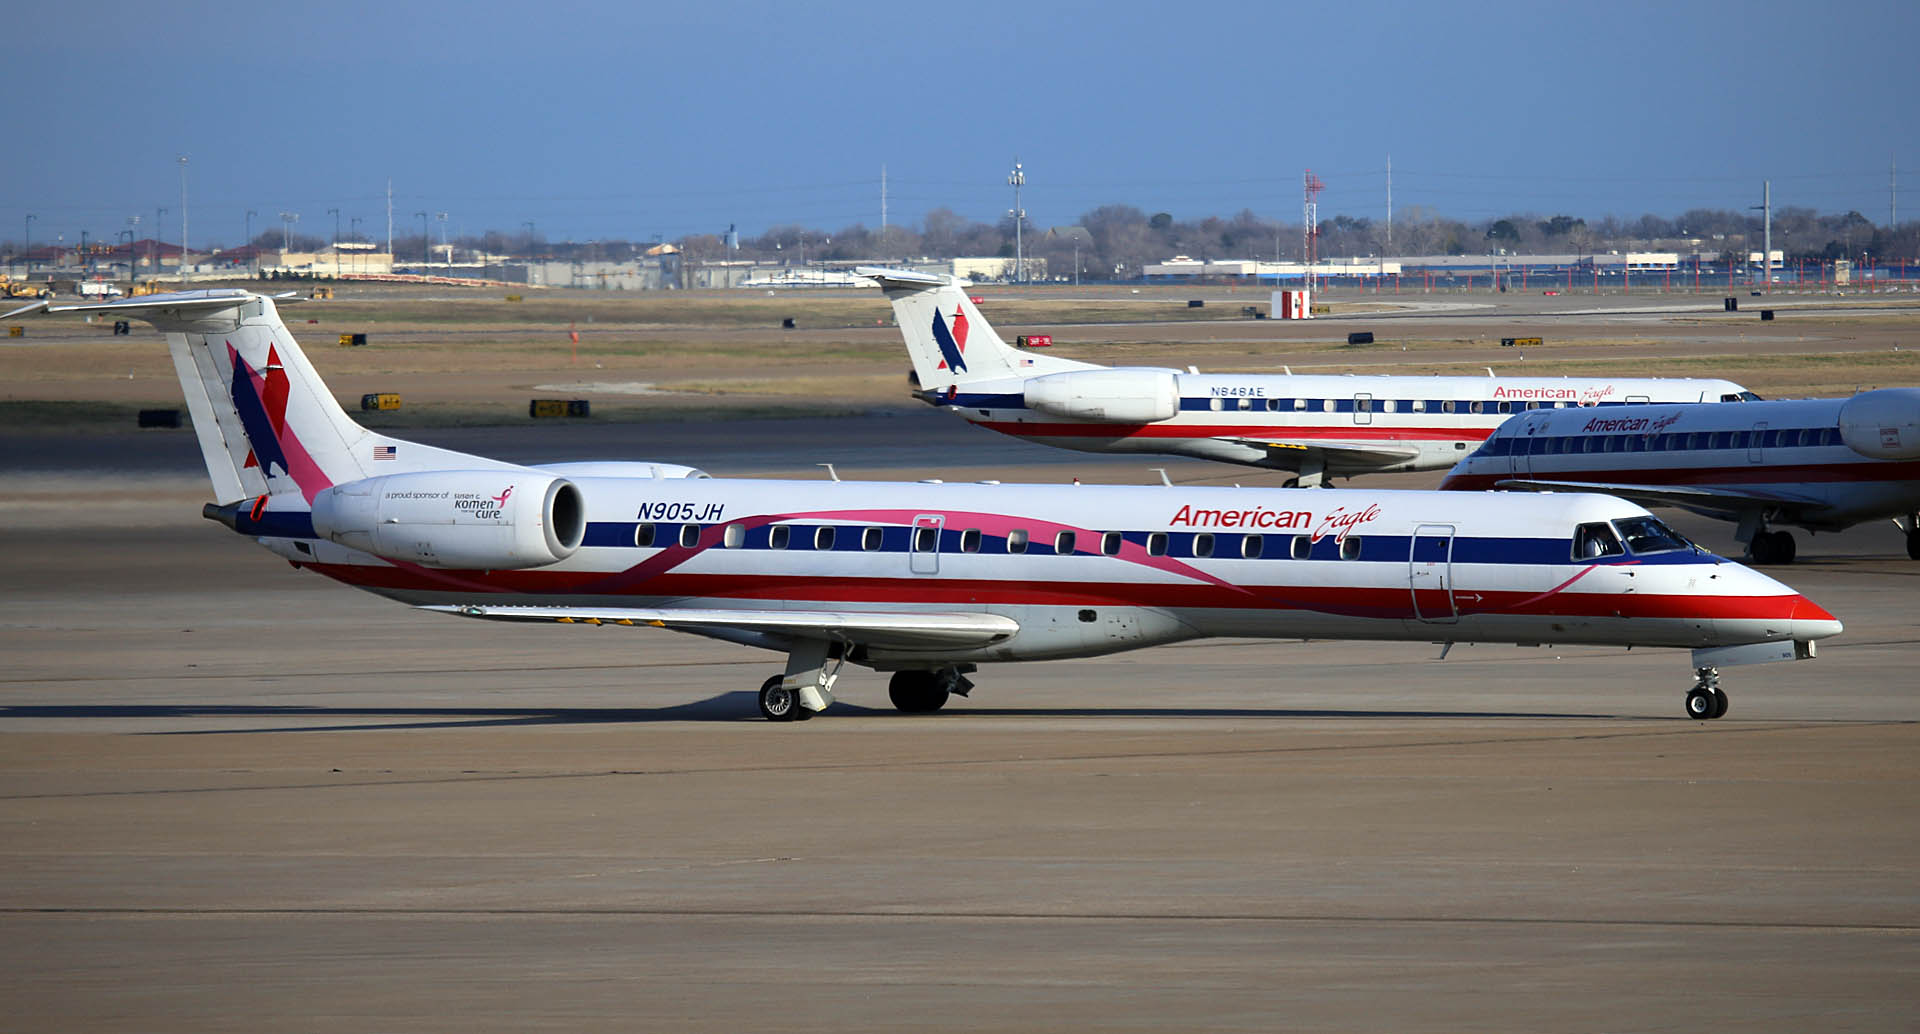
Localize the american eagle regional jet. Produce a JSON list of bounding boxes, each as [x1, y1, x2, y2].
[[1441, 390, 1920, 564], [861, 267, 1757, 487], [5, 290, 1838, 721]]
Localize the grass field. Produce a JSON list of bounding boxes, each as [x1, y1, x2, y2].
[[2, 281, 1915, 429]]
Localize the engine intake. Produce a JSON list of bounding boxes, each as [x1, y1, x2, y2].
[[1023, 368, 1180, 423], [1838, 388, 1920, 460], [311, 471, 585, 569]]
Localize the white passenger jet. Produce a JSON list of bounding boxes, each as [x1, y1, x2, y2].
[[861, 267, 1757, 487], [1441, 389, 1920, 564], [6, 290, 1840, 721]]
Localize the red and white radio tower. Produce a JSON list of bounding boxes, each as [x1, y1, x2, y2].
[[1303, 169, 1325, 293]]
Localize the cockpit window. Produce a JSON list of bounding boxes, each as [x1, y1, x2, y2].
[[1611, 515, 1690, 555], [1724, 391, 1763, 402], [1571, 522, 1625, 560]]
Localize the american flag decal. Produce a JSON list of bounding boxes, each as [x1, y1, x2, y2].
[[373, 445, 397, 460]]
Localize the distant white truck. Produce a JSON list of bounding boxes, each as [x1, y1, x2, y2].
[[76, 281, 124, 299]]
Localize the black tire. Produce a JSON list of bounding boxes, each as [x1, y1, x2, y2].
[[758, 675, 800, 722], [1907, 528, 1920, 561], [1685, 688, 1716, 720], [1748, 532, 1776, 565], [1773, 530, 1797, 564], [1711, 689, 1730, 719], [888, 671, 950, 714]]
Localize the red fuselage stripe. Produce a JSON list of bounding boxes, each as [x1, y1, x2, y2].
[[307, 565, 1803, 621]]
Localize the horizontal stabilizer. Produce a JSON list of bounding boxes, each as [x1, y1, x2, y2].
[[426, 604, 1021, 649], [3, 289, 302, 331], [854, 266, 957, 292]]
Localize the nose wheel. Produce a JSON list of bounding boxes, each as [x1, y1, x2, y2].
[[1684, 667, 1729, 720]]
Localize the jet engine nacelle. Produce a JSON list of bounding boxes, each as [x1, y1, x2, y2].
[[1838, 387, 1920, 460], [310, 470, 586, 569], [1022, 368, 1180, 423]]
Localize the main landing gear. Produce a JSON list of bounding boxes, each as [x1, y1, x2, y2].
[[755, 642, 976, 721], [1905, 511, 1920, 561], [757, 640, 844, 722], [887, 668, 974, 714], [1747, 529, 1797, 565], [1684, 666, 1730, 720]]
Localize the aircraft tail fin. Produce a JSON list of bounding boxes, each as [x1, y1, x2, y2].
[[857, 267, 1096, 389], [5, 290, 508, 505]]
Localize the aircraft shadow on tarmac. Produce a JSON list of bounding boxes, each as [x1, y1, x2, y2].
[[0, 698, 1627, 733]]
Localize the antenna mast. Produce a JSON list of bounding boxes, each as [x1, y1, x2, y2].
[[1303, 169, 1325, 294]]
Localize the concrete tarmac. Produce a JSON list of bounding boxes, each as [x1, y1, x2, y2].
[[2, 422, 1917, 1032]]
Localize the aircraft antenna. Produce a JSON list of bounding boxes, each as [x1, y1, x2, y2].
[[817, 463, 840, 482], [1150, 468, 1172, 486]]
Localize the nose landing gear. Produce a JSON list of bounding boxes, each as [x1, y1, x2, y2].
[[1684, 666, 1730, 720]]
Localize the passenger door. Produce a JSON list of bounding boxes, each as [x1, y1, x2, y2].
[[910, 514, 944, 575], [1408, 524, 1458, 623], [1353, 393, 1374, 425]]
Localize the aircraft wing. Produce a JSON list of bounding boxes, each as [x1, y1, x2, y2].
[[1214, 437, 1422, 470], [1492, 478, 1830, 518], [424, 603, 1020, 650]]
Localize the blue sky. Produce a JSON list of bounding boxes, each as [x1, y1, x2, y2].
[[8, 0, 1915, 250]]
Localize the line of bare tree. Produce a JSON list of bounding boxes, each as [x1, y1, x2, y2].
[[14, 205, 1910, 275]]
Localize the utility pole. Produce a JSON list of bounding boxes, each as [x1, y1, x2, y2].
[[415, 211, 429, 265], [880, 164, 887, 232], [1008, 159, 1025, 283], [328, 208, 341, 277], [1385, 154, 1392, 255], [386, 180, 394, 261], [1893, 156, 1898, 229], [1750, 180, 1771, 290], [178, 155, 189, 277], [24, 213, 34, 274]]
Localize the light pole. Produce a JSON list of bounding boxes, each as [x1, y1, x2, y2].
[[1007, 159, 1025, 283], [244, 210, 257, 276], [155, 208, 166, 274], [24, 213, 34, 275], [436, 212, 449, 273], [328, 207, 341, 277], [177, 154, 189, 277], [124, 215, 140, 278]]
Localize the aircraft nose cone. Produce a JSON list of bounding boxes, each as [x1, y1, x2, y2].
[[1791, 595, 1844, 641]]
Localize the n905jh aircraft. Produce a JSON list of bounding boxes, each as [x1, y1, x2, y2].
[[861, 267, 1758, 487], [1440, 390, 1920, 564], [5, 290, 1839, 721]]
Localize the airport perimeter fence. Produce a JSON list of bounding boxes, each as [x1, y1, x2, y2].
[[1250, 261, 1920, 299]]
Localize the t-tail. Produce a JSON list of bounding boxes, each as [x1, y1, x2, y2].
[[3, 289, 514, 509], [856, 267, 1096, 392]]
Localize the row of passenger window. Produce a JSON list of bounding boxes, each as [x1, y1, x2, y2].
[[633, 523, 1367, 561], [1478, 425, 1839, 458], [1197, 396, 1593, 415]]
